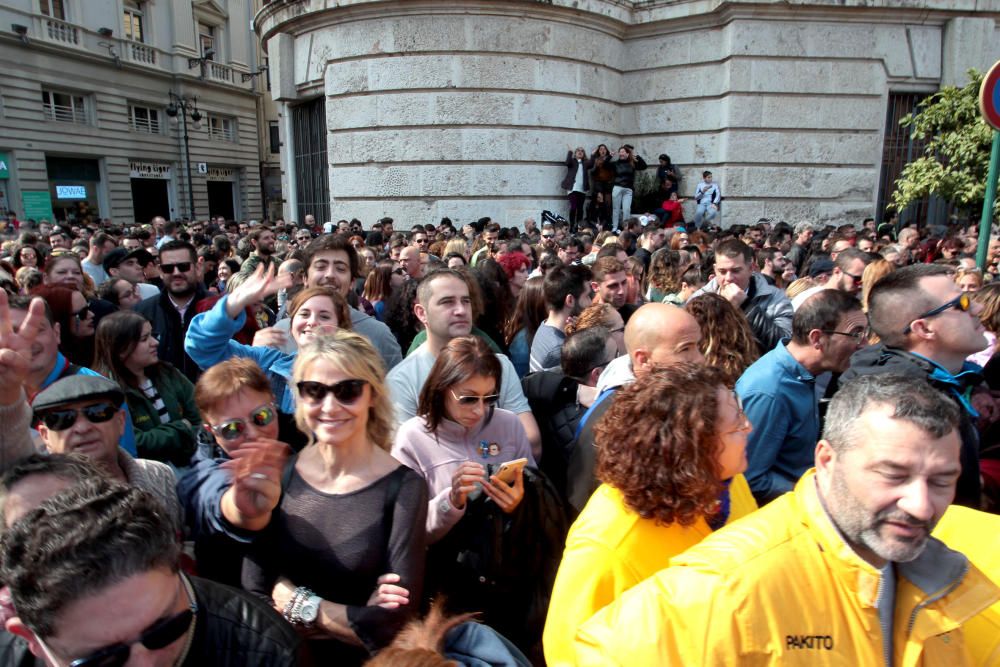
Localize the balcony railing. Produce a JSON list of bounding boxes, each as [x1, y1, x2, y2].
[[206, 61, 235, 84], [44, 18, 78, 45], [44, 103, 87, 124], [125, 41, 156, 65]]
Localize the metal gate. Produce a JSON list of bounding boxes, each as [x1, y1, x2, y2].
[[875, 91, 951, 229], [291, 98, 330, 225]]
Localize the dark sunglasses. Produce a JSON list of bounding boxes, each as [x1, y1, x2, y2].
[[73, 305, 93, 322], [37, 402, 118, 431], [902, 293, 972, 334], [160, 262, 192, 274], [542, 234, 555, 240], [68, 588, 196, 667], [296, 379, 367, 405], [449, 390, 500, 407], [207, 404, 276, 441]]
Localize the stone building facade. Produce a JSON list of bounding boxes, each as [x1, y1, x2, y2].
[[0, 0, 263, 225], [256, 0, 1000, 228]]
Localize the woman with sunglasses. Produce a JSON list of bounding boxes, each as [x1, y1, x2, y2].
[[93, 311, 202, 466], [543, 364, 757, 665], [31, 284, 97, 367], [393, 335, 535, 543], [177, 357, 292, 587], [244, 331, 428, 664]]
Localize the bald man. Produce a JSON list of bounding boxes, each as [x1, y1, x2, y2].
[[399, 245, 423, 281], [564, 303, 705, 514]]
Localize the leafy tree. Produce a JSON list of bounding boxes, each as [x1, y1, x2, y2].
[[891, 69, 997, 219]]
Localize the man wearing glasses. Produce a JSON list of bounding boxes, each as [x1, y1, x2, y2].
[[136, 240, 207, 383], [1, 481, 303, 667], [791, 248, 872, 310], [842, 264, 989, 508], [736, 289, 867, 505]]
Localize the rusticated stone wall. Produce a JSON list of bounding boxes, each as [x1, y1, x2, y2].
[[257, 0, 1000, 227]]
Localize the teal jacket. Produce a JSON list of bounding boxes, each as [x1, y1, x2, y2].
[[124, 363, 202, 466]]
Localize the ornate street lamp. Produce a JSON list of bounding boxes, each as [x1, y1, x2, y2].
[[165, 92, 202, 219]]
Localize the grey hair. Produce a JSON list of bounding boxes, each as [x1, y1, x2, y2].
[[793, 221, 814, 235], [823, 374, 960, 452]]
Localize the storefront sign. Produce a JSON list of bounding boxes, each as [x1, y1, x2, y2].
[[0, 152, 9, 179], [55, 185, 87, 199], [22, 191, 55, 222], [207, 167, 235, 181], [129, 161, 172, 179]]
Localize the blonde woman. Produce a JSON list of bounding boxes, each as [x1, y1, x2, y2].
[[242, 331, 428, 664]]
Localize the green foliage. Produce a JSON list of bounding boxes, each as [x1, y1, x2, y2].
[[891, 70, 997, 218]]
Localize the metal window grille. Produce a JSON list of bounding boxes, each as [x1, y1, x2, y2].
[[42, 90, 86, 124], [292, 98, 329, 224]]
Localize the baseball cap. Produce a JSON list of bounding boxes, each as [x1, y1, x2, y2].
[[103, 247, 153, 273]]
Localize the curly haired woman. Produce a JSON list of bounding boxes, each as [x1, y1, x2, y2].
[[542, 364, 756, 665], [684, 293, 760, 387]]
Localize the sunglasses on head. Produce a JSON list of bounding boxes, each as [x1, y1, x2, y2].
[[65, 580, 196, 667], [296, 379, 367, 405], [449, 389, 500, 407], [160, 262, 192, 274], [207, 404, 276, 441], [37, 402, 118, 431], [902, 292, 972, 334]]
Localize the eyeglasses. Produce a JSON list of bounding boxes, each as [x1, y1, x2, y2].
[[73, 305, 93, 322], [843, 271, 863, 282], [821, 328, 868, 342], [414, 238, 428, 245], [296, 379, 367, 405], [902, 293, 972, 334], [37, 402, 118, 431], [542, 234, 554, 240], [720, 392, 752, 436], [160, 262, 192, 274], [207, 404, 276, 441], [449, 390, 500, 407], [66, 578, 196, 667]]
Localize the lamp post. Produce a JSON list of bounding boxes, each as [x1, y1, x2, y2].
[[165, 92, 201, 220]]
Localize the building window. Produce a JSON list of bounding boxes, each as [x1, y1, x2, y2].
[[292, 98, 329, 224], [199, 23, 215, 59], [42, 90, 87, 124], [129, 105, 160, 134], [39, 0, 66, 20], [123, 1, 144, 43], [269, 121, 280, 154], [207, 115, 236, 142]]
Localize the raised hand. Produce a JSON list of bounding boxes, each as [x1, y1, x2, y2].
[[226, 263, 293, 318], [221, 439, 292, 520], [0, 292, 46, 403]]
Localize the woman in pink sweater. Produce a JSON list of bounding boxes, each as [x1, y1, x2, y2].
[[392, 336, 536, 544]]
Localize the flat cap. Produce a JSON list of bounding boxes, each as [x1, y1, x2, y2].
[[32, 375, 124, 414]]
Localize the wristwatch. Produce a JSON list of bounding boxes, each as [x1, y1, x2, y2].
[[438, 497, 453, 514], [298, 594, 322, 627]]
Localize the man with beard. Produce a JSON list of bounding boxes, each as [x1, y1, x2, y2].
[[136, 240, 206, 382], [530, 264, 592, 373], [247, 227, 276, 268], [387, 268, 541, 458], [590, 256, 638, 324], [576, 374, 999, 664]]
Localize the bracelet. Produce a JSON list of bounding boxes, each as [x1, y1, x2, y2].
[[283, 586, 309, 624]]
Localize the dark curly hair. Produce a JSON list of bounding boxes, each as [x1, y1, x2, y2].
[[595, 363, 729, 527]]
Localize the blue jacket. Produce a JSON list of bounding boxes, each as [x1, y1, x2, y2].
[[735, 340, 818, 504], [184, 296, 297, 413], [177, 441, 256, 587]]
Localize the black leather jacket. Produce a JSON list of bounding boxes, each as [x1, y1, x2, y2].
[[185, 575, 309, 666]]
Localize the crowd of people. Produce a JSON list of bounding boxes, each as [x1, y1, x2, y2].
[[0, 208, 997, 665]]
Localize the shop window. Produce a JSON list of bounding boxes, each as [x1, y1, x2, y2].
[[42, 89, 87, 124], [207, 115, 236, 142], [130, 105, 160, 134], [123, 1, 144, 43], [39, 0, 66, 20]]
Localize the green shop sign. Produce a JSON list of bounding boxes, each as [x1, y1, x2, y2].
[[22, 191, 54, 222], [0, 152, 9, 179]]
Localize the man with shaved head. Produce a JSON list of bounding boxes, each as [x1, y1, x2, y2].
[[564, 302, 704, 514]]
